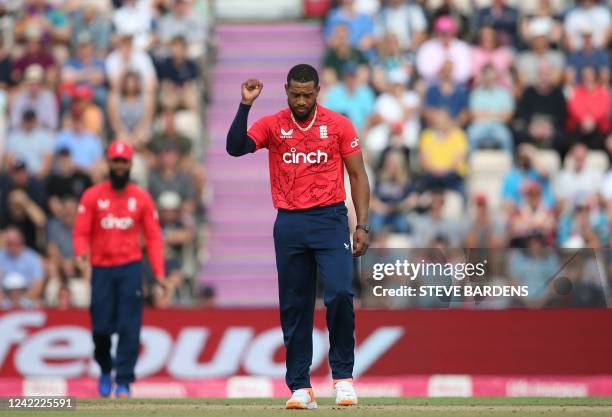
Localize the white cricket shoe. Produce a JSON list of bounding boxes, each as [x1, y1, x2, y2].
[[285, 388, 317, 410], [334, 379, 358, 406]]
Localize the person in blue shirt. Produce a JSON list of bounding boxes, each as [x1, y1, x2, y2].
[[55, 112, 104, 177], [324, 63, 375, 130], [324, 0, 375, 52]]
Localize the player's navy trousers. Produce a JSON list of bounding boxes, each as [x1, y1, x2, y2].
[[90, 261, 143, 384], [273, 202, 355, 391]]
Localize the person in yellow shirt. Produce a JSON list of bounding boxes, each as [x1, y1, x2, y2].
[[419, 108, 468, 197]]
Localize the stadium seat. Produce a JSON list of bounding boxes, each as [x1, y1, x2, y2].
[[564, 150, 610, 173], [468, 176, 503, 209], [534, 149, 561, 175], [443, 190, 464, 220], [469, 150, 512, 175]]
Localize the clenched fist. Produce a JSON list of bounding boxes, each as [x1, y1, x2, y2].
[[241, 78, 264, 105]]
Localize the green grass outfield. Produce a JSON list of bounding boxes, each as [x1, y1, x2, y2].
[[2, 397, 612, 417]]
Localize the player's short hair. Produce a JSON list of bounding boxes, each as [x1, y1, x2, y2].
[[287, 64, 319, 87]]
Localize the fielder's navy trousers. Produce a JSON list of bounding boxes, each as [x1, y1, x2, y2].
[[90, 261, 143, 385], [274, 202, 355, 391]]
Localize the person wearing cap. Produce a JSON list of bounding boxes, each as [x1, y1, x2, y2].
[[516, 18, 565, 87], [5, 109, 55, 178], [0, 227, 44, 308], [10, 64, 58, 130], [73, 140, 168, 398], [61, 31, 107, 107], [416, 15, 471, 85]]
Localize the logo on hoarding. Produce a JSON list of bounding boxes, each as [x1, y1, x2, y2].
[[0, 312, 403, 379]]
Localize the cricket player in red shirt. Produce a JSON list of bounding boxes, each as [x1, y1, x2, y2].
[[73, 141, 169, 398], [226, 64, 370, 409]]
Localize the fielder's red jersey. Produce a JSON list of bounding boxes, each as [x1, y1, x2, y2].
[[73, 181, 165, 278], [248, 104, 361, 210]]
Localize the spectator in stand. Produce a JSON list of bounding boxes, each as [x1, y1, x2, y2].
[[4, 110, 55, 179], [520, 0, 563, 48], [470, 25, 514, 91], [11, 25, 58, 87], [424, 60, 469, 127], [105, 34, 157, 92], [111, 0, 156, 51], [148, 143, 197, 215], [324, 0, 375, 52], [365, 68, 420, 156], [467, 65, 515, 153], [0, 186, 47, 250], [108, 71, 154, 148], [566, 66, 610, 151], [430, 0, 471, 41], [324, 63, 375, 131], [418, 108, 468, 197], [0, 159, 47, 212], [46, 197, 84, 284], [369, 149, 417, 234], [464, 193, 506, 248], [158, 190, 195, 264], [1, 271, 34, 309], [55, 112, 104, 178], [416, 16, 471, 85], [69, 85, 104, 138], [516, 19, 565, 88], [10, 64, 58, 131], [46, 148, 92, 217], [374, 0, 427, 54], [13, 0, 69, 44], [0, 36, 12, 89], [157, 0, 208, 58], [508, 181, 556, 247], [557, 199, 608, 248], [566, 25, 610, 86], [0, 227, 45, 305], [508, 231, 559, 308], [554, 143, 604, 207], [70, 3, 113, 55], [370, 32, 412, 93], [563, 0, 611, 52], [61, 32, 107, 108], [501, 144, 555, 210], [474, 0, 519, 48], [412, 190, 465, 248], [158, 36, 199, 112], [322, 23, 368, 87], [513, 62, 567, 157]]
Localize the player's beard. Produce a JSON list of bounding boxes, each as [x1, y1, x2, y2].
[[290, 102, 316, 121], [109, 169, 131, 190]]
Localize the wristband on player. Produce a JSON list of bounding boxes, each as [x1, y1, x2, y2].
[[356, 224, 370, 233]]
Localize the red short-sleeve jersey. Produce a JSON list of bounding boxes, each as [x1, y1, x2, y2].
[[247, 104, 361, 210]]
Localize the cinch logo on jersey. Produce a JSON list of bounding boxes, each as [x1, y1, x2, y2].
[[282, 148, 328, 164], [100, 214, 134, 230]]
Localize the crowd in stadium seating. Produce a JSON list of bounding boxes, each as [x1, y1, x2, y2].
[[321, 0, 610, 308], [0, 0, 211, 310]]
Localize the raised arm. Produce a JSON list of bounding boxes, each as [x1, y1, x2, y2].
[[226, 79, 263, 157]]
